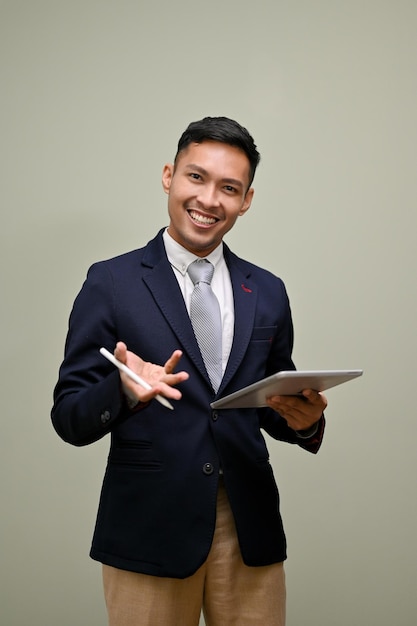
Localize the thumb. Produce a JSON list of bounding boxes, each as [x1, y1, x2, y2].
[[114, 341, 128, 364]]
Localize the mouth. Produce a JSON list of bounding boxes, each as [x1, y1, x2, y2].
[[188, 209, 219, 227]]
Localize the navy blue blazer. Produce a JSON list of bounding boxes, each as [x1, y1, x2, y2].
[[52, 229, 324, 578]]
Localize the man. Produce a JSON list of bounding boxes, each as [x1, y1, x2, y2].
[[52, 116, 326, 626]]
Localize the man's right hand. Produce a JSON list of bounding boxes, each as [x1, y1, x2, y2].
[[114, 341, 189, 406]]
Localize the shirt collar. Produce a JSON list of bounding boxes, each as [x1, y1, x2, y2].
[[163, 228, 224, 276]]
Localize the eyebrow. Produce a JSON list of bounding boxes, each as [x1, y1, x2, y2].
[[184, 164, 245, 190]]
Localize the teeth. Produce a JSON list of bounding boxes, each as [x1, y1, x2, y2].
[[190, 210, 217, 225]]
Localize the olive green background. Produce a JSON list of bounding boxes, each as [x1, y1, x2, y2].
[[1, 1, 416, 624]]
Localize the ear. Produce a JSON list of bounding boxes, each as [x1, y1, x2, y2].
[[239, 187, 254, 216], [162, 163, 174, 194]]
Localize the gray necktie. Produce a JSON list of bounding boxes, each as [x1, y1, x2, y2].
[[188, 259, 222, 392]]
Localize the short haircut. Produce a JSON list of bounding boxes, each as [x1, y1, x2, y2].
[[175, 116, 261, 188]]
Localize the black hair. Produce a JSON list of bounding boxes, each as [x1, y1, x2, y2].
[[175, 116, 260, 187]]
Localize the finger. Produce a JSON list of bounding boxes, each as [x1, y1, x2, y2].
[[267, 395, 303, 412], [267, 396, 319, 422], [114, 341, 128, 363], [301, 389, 320, 402], [301, 389, 328, 410], [145, 378, 186, 401], [162, 371, 190, 386], [164, 350, 184, 374]]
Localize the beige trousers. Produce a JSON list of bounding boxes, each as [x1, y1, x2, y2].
[[103, 480, 286, 626]]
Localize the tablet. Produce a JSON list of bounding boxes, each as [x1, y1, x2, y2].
[[210, 369, 363, 409]]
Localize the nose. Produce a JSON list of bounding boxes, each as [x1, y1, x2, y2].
[[196, 183, 220, 209]]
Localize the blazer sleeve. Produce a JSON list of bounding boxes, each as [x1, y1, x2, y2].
[[259, 408, 325, 454], [51, 262, 132, 446], [256, 277, 325, 454]]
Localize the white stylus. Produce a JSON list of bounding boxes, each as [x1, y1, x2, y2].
[[99, 347, 174, 410]]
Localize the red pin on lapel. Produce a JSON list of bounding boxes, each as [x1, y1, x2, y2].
[[241, 283, 252, 293]]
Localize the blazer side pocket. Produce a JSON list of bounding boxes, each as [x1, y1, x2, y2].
[[109, 439, 162, 471]]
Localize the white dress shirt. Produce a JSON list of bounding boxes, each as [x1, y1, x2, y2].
[[163, 229, 234, 376]]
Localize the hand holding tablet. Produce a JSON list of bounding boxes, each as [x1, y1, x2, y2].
[[211, 369, 363, 409]]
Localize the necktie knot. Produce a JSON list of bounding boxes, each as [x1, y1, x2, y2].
[[187, 259, 214, 286]]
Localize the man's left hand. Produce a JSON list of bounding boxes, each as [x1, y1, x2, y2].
[[266, 389, 327, 432]]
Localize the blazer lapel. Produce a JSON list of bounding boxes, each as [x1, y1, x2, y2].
[[140, 232, 258, 394], [141, 232, 210, 383], [219, 248, 257, 393]]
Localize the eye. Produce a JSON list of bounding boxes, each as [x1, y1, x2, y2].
[[224, 185, 237, 193], [189, 172, 202, 181]]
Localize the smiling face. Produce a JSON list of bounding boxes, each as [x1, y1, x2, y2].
[[162, 140, 254, 257]]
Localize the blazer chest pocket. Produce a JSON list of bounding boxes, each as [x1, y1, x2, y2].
[[250, 326, 277, 343], [109, 440, 162, 471]]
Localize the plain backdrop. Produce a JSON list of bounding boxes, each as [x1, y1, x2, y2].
[[1, 1, 416, 625]]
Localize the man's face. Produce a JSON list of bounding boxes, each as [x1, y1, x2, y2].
[[162, 140, 254, 257]]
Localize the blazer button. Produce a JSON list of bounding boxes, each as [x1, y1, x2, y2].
[[100, 410, 111, 424], [202, 463, 214, 475], [212, 411, 219, 422]]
